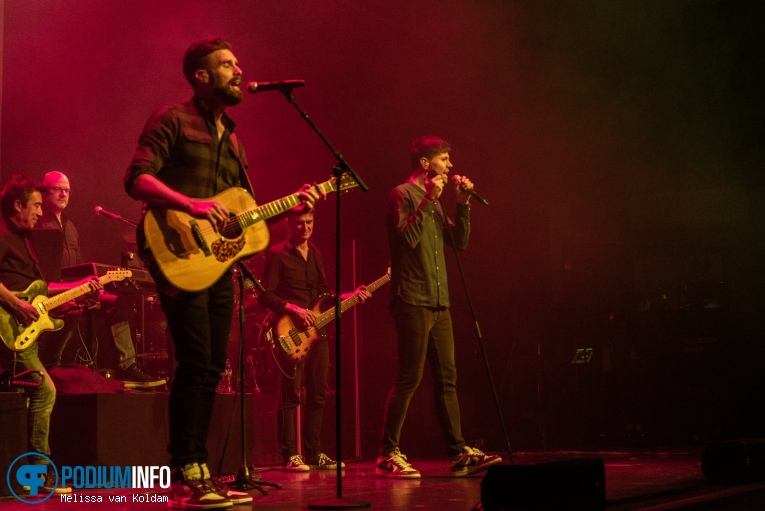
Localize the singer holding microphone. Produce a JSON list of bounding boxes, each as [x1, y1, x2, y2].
[[375, 136, 501, 479]]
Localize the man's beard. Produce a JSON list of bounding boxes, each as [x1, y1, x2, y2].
[[214, 82, 243, 106]]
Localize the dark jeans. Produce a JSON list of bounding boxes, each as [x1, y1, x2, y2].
[[380, 299, 465, 458], [158, 273, 234, 468], [0, 343, 56, 462], [45, 293, 136, 370], [278, 339, 328, 461]]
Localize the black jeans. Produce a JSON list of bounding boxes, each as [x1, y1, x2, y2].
[[278, 339, 329, 461], [158, 273, 234, 468], [380, 299, 466, 458]]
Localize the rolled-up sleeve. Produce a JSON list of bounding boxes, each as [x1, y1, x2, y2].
[[124, 106, 178, 198]]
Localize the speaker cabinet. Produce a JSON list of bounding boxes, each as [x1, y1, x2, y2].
[[702, 439, 765, 484], [0, 392, 28, 497], [481, 458, 605, 511]]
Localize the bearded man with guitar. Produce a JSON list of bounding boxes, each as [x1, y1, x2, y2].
[[124, 38, 320, 509], [0, 174, 104, 494], [258, 205, 372, 471]]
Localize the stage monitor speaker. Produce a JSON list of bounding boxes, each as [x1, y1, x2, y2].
[[480, 458, 605, 511], [0, 392, 28, 497], [702, 439, 765, 484]]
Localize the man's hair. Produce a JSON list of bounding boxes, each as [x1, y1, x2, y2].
[[410, 136, 451, 169], [287, 204, 314, 219], [0, 174, 45, 218], [182, 37, 233, 86]]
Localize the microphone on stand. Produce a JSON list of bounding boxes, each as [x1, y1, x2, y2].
[[246, 80, 305, 94], [451, 175, 489, 206], [94, 206, 138, 226], [94, 206, 121, 220]]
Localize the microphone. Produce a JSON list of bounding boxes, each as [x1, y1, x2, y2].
[[451, 175, 489, 206], [94, 206, 121, 220], [246, 80, 305, 94], [94, 206, 139, 227]]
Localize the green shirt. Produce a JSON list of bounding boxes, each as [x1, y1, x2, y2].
[[386, 181, 471, 308]]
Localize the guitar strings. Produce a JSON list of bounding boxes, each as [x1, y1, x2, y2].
[[184, 180, 341, 240]]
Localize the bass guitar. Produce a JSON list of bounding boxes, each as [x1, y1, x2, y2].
[[0, 269, 132, 352], [142, 175, 358, 292], [263, 269, 391, 364]]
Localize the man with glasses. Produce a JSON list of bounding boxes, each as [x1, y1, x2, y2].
[[36, 171, 164, 388]]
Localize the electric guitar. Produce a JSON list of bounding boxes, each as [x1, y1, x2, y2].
[[0, 269, 132, 352], [141, 175, 358, 292], [263, 269, 391, 364]]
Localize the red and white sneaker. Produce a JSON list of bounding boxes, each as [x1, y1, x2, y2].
[[283, 454, 310, 472], [199, 463, 252, 505], [450, 446, 502, 477], [375, 448, 421, 479], [167, 462, 232, 509]]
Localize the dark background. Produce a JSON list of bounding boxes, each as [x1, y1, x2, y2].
[[2, 0, 764, 457]]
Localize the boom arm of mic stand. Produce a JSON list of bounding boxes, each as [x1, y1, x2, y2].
[[236, 262, 265, 294], [281, 91, 368, 191]]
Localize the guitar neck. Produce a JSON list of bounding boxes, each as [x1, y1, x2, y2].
[[42, 274, 116, 312], [314, 273, 391, 330], [239, 180, 337, 227]]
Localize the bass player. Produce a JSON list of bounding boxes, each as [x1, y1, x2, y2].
[[258, 204, 371, 471]]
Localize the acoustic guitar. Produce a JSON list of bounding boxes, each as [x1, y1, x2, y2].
[[141, 175, 358, 292]]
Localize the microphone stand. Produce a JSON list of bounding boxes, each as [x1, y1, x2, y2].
[[278, 90, 370, 510], [440, 197, 513, 462], [94, 208, 139, 227], [223, 262, 281, 495]]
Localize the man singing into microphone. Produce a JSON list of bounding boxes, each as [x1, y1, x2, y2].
[[376, 136, 501, 479]]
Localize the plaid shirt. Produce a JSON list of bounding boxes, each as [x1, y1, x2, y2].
[[125, 96, 249, 200], [387, 181, 471, 308]]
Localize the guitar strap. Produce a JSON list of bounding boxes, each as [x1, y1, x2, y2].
[[229, 132, 255, 197], [23, 237, 45, 282]]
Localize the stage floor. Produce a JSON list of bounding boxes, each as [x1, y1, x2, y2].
[[2, 452, 765, 510]]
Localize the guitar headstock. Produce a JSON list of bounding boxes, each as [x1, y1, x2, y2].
[[322, 173, 359, 194], [105, 269, 133, 282]]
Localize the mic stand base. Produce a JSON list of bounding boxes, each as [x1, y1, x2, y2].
[[224, 270, 282, 497], [308, 497, 371, 510], [221, 465, 282, 496]]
